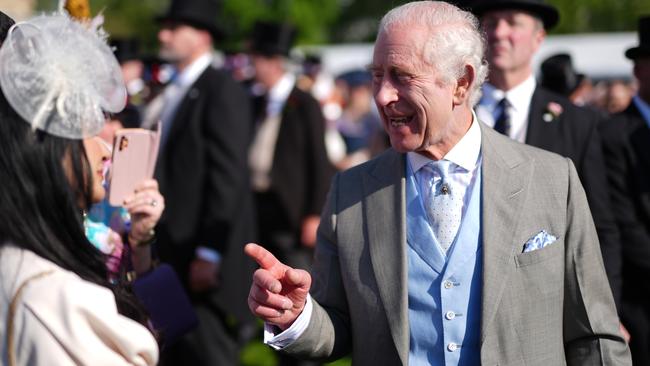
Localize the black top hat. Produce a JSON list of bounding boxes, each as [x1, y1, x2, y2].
[[249, 21, 297, 57], [110, 38, 141, 64], [0, 11, 15, 44], [156, 0, 224, 41], [470, 0, 559, 29], [540, 53, 584, 97], [625, 16, 650, 60]]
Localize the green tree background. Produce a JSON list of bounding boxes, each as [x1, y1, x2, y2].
[[36, 0, 650, 49], [29, 0, 649, 365]]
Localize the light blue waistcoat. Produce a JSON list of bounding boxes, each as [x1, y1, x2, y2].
[[406, 159, 482, 366]]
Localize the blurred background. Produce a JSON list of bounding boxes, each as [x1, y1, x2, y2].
[[1, 1, 648, 365], [0, 0, 645, 81]]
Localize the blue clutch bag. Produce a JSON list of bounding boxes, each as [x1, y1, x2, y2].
[[132, 263, 198, 346]]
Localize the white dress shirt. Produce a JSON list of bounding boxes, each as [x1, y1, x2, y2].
[[408, 114, 482, 226], [142, 52, 213, 133], [476, 75, 536, 143], [264, 113, 483, 348], [249, 73, 296, 191]]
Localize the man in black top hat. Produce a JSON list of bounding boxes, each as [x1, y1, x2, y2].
[[471, 0, 624, 315], [247, 20, 332, 277], [540, 53, 592, 106], [143, 0, 256, 364], [601, 15, 650, 365], [110, 38, 149, 107], [0, 11, 15, 45]]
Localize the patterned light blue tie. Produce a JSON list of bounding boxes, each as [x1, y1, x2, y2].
[[422, 160, 462, 252]]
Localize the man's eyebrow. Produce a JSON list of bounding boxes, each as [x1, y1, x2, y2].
[[366, 64, 377, 72]]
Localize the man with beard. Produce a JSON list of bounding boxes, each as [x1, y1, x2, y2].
[[143, 0, 256, 364]]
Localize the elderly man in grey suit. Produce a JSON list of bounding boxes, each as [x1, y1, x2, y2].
[[245, 1, 630, 365]]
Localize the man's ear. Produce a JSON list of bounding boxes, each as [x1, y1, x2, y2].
[[453, 64, 475, 105]]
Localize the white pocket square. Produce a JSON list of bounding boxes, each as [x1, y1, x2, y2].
[[523, 230, 557, 253]]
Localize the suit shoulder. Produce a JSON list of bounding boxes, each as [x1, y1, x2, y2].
[[199, 66, 246, 91], [337, 148, 401, 180], [482, 122, 568, 165], [287, 87, 321, 111], [516, 140, 568, 164], [535, 87, 601, 128]]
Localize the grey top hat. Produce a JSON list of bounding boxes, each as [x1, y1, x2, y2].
[[156, 0, 224, 41], [625, 16, 650, 60], [470, 0, 559, 29]]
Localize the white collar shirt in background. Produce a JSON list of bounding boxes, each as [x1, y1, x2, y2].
[[476, 74, 536, 143], [266, 72, 296, 118]]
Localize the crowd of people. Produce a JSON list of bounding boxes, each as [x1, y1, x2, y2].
[[0, 0, 649, 365]]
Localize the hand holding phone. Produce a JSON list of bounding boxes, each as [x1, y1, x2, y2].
[[108, 123, 161, 206]]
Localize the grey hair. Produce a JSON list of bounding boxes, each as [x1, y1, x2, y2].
[[377, 1, 489, 106]]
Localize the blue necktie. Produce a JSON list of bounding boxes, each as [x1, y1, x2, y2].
[[421, 160, 462, 252], [493, 98, 511, 136]]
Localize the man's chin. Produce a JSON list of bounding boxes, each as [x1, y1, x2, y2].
[[158, 51, 181, 64]]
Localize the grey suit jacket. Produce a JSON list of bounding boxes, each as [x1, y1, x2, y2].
[[283, 123, 630, 365]]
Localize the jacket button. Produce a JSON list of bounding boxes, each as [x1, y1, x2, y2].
[[445, 311, 456, 320], [447, 342, 458, 352], [444, 280, 453, 289]]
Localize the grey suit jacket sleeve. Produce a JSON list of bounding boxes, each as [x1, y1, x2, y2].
[[563, 159, 631, 365], [282, 172, 352, 361]]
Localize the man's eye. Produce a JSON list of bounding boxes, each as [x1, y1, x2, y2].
[[396, 73, 412, 81]]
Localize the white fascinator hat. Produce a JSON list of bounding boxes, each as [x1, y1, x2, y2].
[[0, 13, 126, 139]]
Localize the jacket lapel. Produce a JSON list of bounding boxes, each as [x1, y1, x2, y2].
[[626, 103, 650, 216], [163, 72, 207, 154], [525, 86, 563, 152], [628, 104, 650, 171], [479, 123, 533, 343], [362, 150, 409, 365]]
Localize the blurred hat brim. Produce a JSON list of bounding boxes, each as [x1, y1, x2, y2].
[[472, 1, 559, 29]]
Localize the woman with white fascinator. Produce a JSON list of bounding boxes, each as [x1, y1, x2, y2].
[[0, 13, 158, 366]]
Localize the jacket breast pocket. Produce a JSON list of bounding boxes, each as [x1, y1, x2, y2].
[[514, 238, 563, 268]]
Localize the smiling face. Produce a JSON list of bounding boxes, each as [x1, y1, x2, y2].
[[371, 25, 467, 159], [482, 10, 545, 85]]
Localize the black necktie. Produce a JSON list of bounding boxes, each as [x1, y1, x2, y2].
[[493, 98, 511, 136]]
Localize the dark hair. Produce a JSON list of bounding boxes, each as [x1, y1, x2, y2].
[[0, 91, 147, 324], [0, 11, 14, 45]]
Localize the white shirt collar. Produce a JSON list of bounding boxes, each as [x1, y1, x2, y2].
[[407, 111, 482, 173], [268, 73, 296, 103], [482, 74, 536, 113], [175, 52, 213, 88], [266, 73, 296, 117], [633, 95, 650, 128], [477, 74, 536, 143]]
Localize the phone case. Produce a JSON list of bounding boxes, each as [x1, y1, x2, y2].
[[107, 123, 161, 206]]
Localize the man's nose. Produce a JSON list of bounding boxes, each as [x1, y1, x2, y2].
[[490, 19, 510, 40], [374, 78, 398, 106]]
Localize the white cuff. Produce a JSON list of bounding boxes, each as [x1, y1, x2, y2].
[[195, 247, 221, 263], [264, 295, 313, 350]]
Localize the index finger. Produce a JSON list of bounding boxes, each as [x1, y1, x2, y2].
[[245, 243, 283, 272]]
